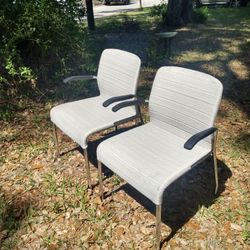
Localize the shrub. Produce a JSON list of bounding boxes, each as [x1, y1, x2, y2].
[[0, 0, 86, 99], [150, 1, 168, 23], [192, 7, 209, 24]]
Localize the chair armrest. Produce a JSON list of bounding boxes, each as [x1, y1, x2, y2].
[[184, 127, 217, 150], [102, 94, 135, 107], [112, 98, 144, 112], [63, 75, 97, 83]]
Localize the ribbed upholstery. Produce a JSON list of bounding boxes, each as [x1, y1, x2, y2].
[[97, 49, 141, 97], [50, 49, 141, 149], [51, 96, 136, 149], [97, 123, 211, 204], [149, 67, 223, 146], [97, 66, 223, 205]]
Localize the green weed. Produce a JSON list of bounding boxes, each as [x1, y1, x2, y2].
[[43, 172, 88, 213], [0, 103, 16, 122], [193, 7, 209, 23], [112, 174, 123, 186]]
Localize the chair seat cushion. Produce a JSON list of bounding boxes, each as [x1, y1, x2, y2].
[[50, 95, 136, 149], [97, 122, 211, 204]]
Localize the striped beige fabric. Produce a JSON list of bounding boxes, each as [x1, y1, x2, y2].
[[50, 49, 141, 149], [98, 49, 141, 97], [149, 67, 223, 146], [97, 66, 223, 204]]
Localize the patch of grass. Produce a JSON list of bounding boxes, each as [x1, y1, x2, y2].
[[243, 225, 250, 244], [96, 14, 141, 34], [111, 174, 123, 186], [150, 2, 168, 22], [43, 172, 88, 213], [208, 6, 250, 28], [193, 7, 210, 23], [242, 204, 250, 244], [32, 113, 50, 124], [233, 133, 250, 153], [0, 132, 20, 144], [20, 142, 50, 159], [42, 233, 56, 247], [96, 7, 158, 33], [0, 103, 17, 122]]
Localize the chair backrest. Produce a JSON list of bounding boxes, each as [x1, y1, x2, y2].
[[97, 49, 141, 97], [149, 66, 223, 144]]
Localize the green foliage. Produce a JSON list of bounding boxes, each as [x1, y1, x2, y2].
[[192, 7, 209, 24], [150, 2, 209, 25], [0, 103, 16, 122], [242, 209, 250, 244], [0, 0, 86, 99], [150, 2, 168, 22]]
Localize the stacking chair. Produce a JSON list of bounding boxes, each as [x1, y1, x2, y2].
[[50, 49, 141, 187], [96, 66, 223, 248]]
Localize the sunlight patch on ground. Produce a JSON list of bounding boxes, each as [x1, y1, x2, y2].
[[175, 51, 217, 63], [228, 59, 249, 80], [201, 63, 225, 78]]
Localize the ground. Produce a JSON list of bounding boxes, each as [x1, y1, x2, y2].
[[0, 5, 250, 250]]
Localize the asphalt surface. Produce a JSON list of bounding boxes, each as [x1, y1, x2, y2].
[[93, 0, 165, 18]]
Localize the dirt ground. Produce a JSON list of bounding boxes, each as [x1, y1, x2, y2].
[[0, 6, 249, 250]]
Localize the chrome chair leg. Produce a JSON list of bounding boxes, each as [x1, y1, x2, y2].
[[98, 161, 104, 200], [53, 124, 60, 158], [135, 104, 144, 125], [156, 204, 162, 249], [213, 130, 219, 195], [84, 149, 92, 188]]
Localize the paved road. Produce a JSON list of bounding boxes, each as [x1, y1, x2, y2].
[[93, 0, 166, 18]]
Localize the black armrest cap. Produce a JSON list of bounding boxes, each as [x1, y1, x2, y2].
[[102, 94, 135, 107], [184, 127, 217, 150], [112, 99, 143, 112]]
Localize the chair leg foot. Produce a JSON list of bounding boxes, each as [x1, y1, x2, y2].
[[156, 204, 162, 249], [53, 124, 60, 159], [84, 149, 92, 188], [213, 131, 219, 195], [213, 152, 219, 195], [98, 161, 104, 201]]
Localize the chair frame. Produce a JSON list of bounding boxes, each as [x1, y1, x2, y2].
[[51, 48, 142, 188], [97, 130, 219, 249]]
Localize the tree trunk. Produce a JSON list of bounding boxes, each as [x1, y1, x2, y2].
[[166, 0, 193, 27], [139, 0, 142, 9], [85, 0, 95, 30]]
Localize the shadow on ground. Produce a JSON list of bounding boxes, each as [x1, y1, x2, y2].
[[0, 192, 35, 246], [121, 158, 231, 245]]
